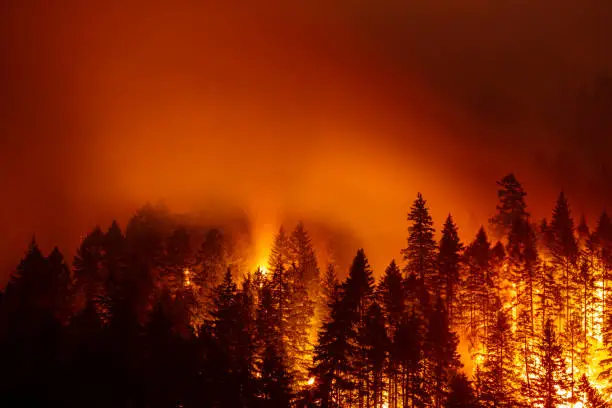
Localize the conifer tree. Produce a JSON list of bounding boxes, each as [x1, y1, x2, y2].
[[285, 263, 315, 387], [395, 310, 427, 407], [162, 226, 194, 293], [313, 287, 353, 407], [446, 374, 480, 408], [425, 296, 463, 408], [72, 227, 105, 310], [363, 301, 388, 408], [577, 374, 610, 408], [195, 228, 229, 315], [269, 226, 292, 272], [320, 263, 339, 325], [462, 228, 494, 355], [402, 192, 437, 300], [344, 249, 376, 408], [256, 282, 293, 406], [595, 210, 612, 344], [481, 309, 521, 407], [438, 214, 464, 328], [290, 221, 320, 295], [489, 173, 529, 239], [378, 260, 405, 408], [534, 319, 568, 408], [549, 191, 579, 389]]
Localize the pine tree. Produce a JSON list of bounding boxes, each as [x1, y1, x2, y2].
[[289, 221, 320, 296], [286, 262, 315, 387], [269, 226, 291, 273], [72, 226, 105, 311], [462, 228, 494, 355], [549, 191, 579, 390], [209, 268, 255, 406], [595, 211, 612, 346], [344, 249, 376, 408], [577, 374, 610, 408], [402, 192, 437, 300], [195, 228, 229, 317], [320, 263, 339, 325], [506, 219, 539, 399], [425, 296, 463, 408], [378, 260, 405, 408], [446, 374, 480, 408], [363, 301, 388, 408], [488, 173, 529, 240], [313, 288, 353, 407], [162, 226, 194, 293], [395, 310, 427, 407], [534, 319, 568, 408], [481, 309, 521, 407], [256, 282, 293, 406], [438, 215, 464, 328]]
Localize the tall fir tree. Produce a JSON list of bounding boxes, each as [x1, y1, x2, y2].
[[488, 173, 529, 240], [363, 300, 389, 408], [402, 192, 437, 303], [549, 191, 579, 390], [481, 309, 521, 407], [577, 374, 610, 408], [534, 319, 568, 408], [438, 215, 464, 328], [446, 373, 480, 408], [462, 227, 494, 356], [425, 296, 463, 408]]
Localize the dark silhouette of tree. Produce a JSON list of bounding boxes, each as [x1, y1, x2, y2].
[[378, 260, 405, 408], [506, 218, 539, 399], [72, 226, 105, 311], [446, 373, 480, 408], [195, 228, 229, 321], [269, 226, 292, 272], [577, 374, 610, 408], [161, 226, 194, 293], [462, 227, 494, 356], [489, 173, 529, 239], [363, 300, 388, 408], [314, 249, 375, 407], [395, 310, 427, 407], [425, 296, 463, 408], [256, 282, 293, 406], [313, 285, 353, 407], [438, 214, 464, 328], [290, 221, 320, 296], [595, 210, 612, 346], [549, 191, 579, 390], [320, 263, 339, 325], [143, 290, 196, 408], [402, 193, 437, 301], [0, 239, 68, 406], [481, 309, 521, 407], [534, 319, 568, 408]]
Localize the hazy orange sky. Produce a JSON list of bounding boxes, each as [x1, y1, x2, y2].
[[1, 1, 611, 280]]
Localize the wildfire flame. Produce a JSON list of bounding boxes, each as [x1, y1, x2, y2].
[[183, 268, 191, 287], [307, 377, 315, 386]]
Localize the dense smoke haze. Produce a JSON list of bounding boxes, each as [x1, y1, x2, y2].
[[2, 0, 612, 281]]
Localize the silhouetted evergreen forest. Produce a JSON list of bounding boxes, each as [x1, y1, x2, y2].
[[1, 174, 611, 407]]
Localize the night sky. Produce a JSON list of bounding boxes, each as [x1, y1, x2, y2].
[[1, 0, 611, 280]]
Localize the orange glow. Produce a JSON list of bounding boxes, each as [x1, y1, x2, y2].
[[307, 377, 315, 386], [183, 268, 191, 287]]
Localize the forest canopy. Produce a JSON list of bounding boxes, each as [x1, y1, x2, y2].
[[0, 174, 611, 408]]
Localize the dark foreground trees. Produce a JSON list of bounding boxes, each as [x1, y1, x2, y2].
[[2, 177, 612, 407]]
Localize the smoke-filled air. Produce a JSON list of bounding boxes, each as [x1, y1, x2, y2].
[[1, 1, 612, 407]]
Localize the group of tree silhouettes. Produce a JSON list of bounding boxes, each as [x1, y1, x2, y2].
[[1, 174, 612, 407]]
